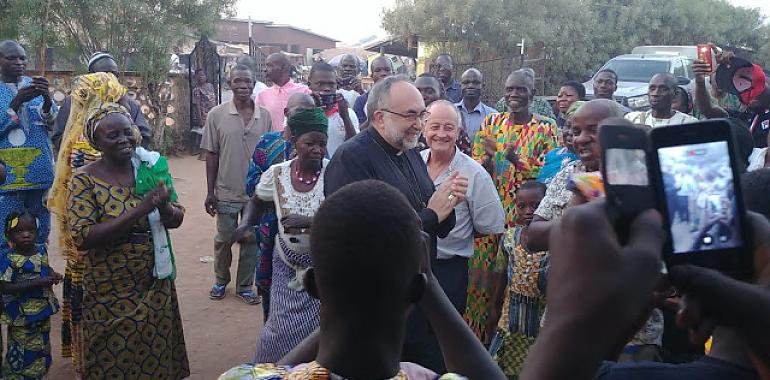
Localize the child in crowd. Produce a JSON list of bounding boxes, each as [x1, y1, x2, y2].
[[487, 181, 548, 379], [0, 209, 61, 380]]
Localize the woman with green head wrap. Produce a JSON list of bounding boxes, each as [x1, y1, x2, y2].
[[233, 107, 330, 362], [535, 101, 584, 185]]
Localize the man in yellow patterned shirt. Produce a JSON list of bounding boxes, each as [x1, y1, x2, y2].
[[472, 69, 558, 227], [464, 69, 557, 343]]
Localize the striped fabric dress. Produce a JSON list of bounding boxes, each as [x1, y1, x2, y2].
[[464, 113, 557, 342], [253, 159, 326, 363]]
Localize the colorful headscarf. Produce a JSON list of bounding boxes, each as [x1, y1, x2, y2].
[[49, 72, 127, 219], [84, 102, 133, 149], [288, 107, 328, 138]]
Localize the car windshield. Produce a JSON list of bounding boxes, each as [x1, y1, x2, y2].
[[600, 60, 670, 83]]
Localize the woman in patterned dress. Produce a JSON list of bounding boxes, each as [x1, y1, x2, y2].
[[48, 72, 125, 376], [233, 108, 329, 362], [465, 70, 557, 342], [66, 105, 189, 379]]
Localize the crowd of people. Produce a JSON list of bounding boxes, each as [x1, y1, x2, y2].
[[1, 33, 770, 380]]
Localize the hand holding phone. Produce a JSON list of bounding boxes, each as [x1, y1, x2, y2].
[[600, 123, 656, 243], [320, 93, 336, 108], [649, 120, 752, 280]]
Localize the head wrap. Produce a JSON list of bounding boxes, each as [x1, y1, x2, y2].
[[288, 107, 328, 138], [85, 102, 134, 148], [566, 100, 586, 119], [88, 52, 115, 72], [49, 72, 128, 221]]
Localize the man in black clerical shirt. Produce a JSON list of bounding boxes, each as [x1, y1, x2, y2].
[[324, 75, 469, 372]]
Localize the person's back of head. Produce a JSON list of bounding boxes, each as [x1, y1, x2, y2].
[[741, 168, 770, 221], [309, 180, 425, 319], [726, 118, 754, 172]]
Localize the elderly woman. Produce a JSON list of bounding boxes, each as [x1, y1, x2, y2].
[[67, 104, 189, 379], [420, 99, 506, 316], [234, 108, 329, 362], [48, 71, 125, 374]]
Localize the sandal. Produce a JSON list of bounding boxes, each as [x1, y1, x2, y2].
[[209, 284, 226, 300], [237, 290, 262, 305]]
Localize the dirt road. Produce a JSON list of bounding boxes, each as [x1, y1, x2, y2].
[[48, 155, 264, 379]]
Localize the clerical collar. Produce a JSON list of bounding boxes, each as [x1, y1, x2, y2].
[[370, 127, 403, 156]]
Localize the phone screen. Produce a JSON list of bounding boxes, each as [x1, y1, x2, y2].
[[657, 141, 742, 254], [605, 148, 649, 186]]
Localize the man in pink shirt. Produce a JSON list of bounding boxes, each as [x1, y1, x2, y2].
[[256, 53, 311, 132]]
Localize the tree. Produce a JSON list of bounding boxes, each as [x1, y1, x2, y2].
[[1, 0, 235, 151], [382, 0, 769, 94]]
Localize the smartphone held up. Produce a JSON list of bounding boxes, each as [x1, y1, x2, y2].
[[697, 44, 715, 72], [599, 119, 752, 280]]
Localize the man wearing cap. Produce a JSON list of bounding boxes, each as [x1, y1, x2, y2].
[[694, 52, 770, 148], [52, 52, 152, 148], [0, 40, 57, 246]]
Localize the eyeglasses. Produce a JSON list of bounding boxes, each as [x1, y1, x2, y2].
[[380, 109, 431, 123]]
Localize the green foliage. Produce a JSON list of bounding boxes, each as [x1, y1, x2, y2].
[[1, 0, 235, 153], [383, 0, 769, 94]]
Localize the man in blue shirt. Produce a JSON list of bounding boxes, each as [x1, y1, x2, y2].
[[0, 40, 57, 246], [353, 55, 393, 124], [455, 68, 497, 142], [436, 54, 462, 103]]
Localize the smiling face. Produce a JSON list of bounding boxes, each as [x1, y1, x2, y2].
[[505, 73, 533, 114], [374, 81, 426, 151], [229, 69, 255, 102], [557, 85, 580, 114], [424, 102, 460, 154], [93, 113, 137, 162]]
